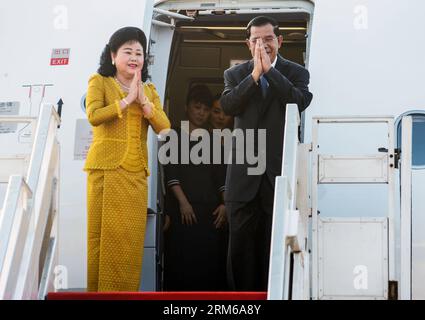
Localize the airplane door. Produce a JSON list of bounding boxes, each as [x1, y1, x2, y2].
[[398, 113, 425, 300], [140, 7, 195, 291], [311, 117, 397, 300], [146, 9, 181, 210]]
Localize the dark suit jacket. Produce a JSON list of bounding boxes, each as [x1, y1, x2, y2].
[[220, 55, 313, 202]]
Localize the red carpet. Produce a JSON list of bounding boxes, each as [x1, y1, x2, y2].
[[47, 291, 267, 300]]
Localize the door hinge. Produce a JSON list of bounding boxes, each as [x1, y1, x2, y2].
[[393, 148, 401, 169]]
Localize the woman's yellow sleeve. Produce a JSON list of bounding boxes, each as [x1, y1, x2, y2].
[[86, 74, 122, 126], [144, 83, 171, 134]]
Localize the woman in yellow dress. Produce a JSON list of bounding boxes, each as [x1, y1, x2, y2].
[[84, 27, 170, 292]]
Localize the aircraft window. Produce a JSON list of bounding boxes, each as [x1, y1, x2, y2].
[[81, 94, 86, 113], [396, 112, 425, 168]]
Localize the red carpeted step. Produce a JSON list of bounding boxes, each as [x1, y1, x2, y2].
[[47, 291, 267, 300]]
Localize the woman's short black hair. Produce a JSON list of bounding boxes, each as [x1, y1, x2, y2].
[[97, 26, 149, 82], [186, 85, 213, 108], [246, 16, 280, 39]]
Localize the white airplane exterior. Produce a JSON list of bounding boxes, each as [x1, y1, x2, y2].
[[0, 0, 424, 299]]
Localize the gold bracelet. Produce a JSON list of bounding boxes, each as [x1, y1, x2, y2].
[[122, 98, 130, 106]]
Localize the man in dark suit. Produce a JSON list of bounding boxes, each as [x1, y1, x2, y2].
[[220, 16, 313, 291]]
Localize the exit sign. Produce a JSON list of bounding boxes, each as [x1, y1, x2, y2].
[[50, 48, 70, 66]]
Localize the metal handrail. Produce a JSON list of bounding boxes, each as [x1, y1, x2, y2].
[[267, 104, 303, 300], [0, 116, 36, 123], [0, 103, 60, 300]]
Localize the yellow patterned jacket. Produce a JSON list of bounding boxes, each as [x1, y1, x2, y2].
[[84, 73, 171, 174]]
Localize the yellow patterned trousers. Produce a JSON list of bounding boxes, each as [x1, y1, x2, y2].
[[86, 167, 147, 292]]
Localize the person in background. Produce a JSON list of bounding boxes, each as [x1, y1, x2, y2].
[[209, 94, 234, 131], [220, 16, 313, 291], [84, 26, 170, 292], [163, 85, 227, 291], [208, 94, 234, 290]]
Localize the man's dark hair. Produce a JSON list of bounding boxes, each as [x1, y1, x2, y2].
[[186, 84, 213, 108], [97, 26, 149, 82], [246, 16, 280, 39]]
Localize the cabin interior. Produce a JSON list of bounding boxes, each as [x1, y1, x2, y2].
[[153, 10, 309, 290], [159, 12, 308, 127]]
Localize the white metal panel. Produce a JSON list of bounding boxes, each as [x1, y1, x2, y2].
[[139, 247, 157, 291], [147, 16, 174, 211], [0, 0, 156, 290], [412, 170, 425, 299], [0, 156, 29, 183], [318, 155, 388, 183], [400, 116, 412, 300], [143, 214, 157, 248], [37, 237, 57, 300], [296, 143, 311, 235], [138, 13, 174, 292], [18, 141, 59, 299], [318, 218, 388, 300], [155, 0, 314, 12], [267, 176, 291, 300], [303, 251, 310, 300], [311, 116, 397, 299], [313, 117, 394, 123], [0, 117, 36, 162], [304, 1, 425, 296], [294, 144, 311, 300], [311, 118, 320, 299], [0, 175, 32, 299], [268, 105, 305, 300], [0, 104, 61, 299], [386, 120, 396, 285], [304, 0, 425, 138], [0, 116, 36, 194], [292, 253, 304, 300], [281, 104, 300, 207]]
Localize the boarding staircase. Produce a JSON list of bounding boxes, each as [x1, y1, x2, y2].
[[267, 106, 413, 300], [0, 104, 60, 299], [1, 103, 413, 300]]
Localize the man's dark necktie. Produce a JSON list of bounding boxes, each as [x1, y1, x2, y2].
[[260, 75, 269, 99]]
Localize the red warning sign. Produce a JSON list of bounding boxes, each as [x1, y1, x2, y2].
[[50, 48, 70, 66]]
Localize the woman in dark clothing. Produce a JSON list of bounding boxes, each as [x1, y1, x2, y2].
[[209, 94, 234, 131], [163, 85, 228, 291]]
